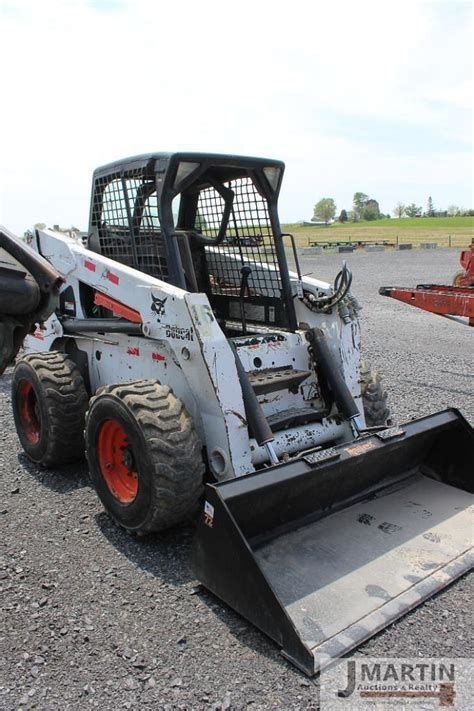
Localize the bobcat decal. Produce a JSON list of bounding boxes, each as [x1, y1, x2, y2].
[[150, 294, 167, 322]]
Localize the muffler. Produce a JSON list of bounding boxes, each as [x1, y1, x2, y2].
[[192, 409, 473, 676]]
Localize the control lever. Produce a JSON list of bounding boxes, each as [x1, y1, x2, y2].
[[239, 265, 252, 335]]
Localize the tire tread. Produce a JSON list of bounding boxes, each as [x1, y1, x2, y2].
[[13, 351, 89, 466], [85, 380, 204, 533], [360, 359, 392, 426]]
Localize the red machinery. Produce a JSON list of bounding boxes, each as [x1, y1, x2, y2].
[[380, 241, 474, 327]]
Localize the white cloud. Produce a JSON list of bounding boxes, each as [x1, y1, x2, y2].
[[1, 0, 471, 232]]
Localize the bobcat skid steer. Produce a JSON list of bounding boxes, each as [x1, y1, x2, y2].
[[0, 153, 472, 676]]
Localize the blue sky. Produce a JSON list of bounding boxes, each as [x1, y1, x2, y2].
[[1, 0, 472, 232]]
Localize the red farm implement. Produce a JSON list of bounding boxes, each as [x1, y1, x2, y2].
[[380, 242, 474, 327]]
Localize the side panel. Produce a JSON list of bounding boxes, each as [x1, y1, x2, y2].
[[30, 229, 253, 479]]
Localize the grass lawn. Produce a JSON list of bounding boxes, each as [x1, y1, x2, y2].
[[281, 216, 474, 249]]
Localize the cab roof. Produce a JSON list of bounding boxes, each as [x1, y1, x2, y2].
[[93, 152, 285, 179]]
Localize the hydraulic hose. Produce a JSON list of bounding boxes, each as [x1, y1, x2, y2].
[[303, 262, 353, 313]]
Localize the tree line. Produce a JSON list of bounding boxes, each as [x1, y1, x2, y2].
[[313, 194, 473, 224], [313, 193, 390, 223], [393, 197, 474, 219]]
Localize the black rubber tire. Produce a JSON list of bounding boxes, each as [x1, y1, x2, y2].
[[12, 351, 89, 466], [360, 359, 392, 427], [85, 380, 204, 534], [452, 269, 467, 287]]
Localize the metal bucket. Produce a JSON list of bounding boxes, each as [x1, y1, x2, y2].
[[192, 409, 473, 675]]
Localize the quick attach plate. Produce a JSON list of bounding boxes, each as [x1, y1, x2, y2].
[[375, 426, 406, 441], [304, 447, 340, 466]]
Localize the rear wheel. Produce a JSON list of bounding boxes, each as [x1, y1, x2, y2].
[[85, 380, 204, 534], [360, 360, 392, 427], [12, 351, 89, 466], [452, 270, 467, 287]]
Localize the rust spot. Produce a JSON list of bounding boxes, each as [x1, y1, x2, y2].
[[237, 334, 286, 348], [227, 410, 247, 427]]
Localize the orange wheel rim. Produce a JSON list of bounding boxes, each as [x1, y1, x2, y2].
[[17, 380, 41, 444], [97, 419, 138, 504]]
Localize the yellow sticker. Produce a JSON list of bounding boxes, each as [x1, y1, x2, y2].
[[344, 441, 376, 456]]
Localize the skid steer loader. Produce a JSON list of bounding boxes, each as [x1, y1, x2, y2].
[[0, 153, 472, 676]]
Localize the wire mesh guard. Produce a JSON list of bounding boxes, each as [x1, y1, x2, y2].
[[91, 170, 168, 281], [196, 177, 282, 299]]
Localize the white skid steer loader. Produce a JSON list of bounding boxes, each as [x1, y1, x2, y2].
[[0, 153, 472, 676]]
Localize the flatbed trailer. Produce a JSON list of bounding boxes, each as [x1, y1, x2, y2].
[[380, 242, 474, 326], [309, 239, 395, 249]]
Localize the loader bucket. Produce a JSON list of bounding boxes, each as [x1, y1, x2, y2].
[[192, 409, 473, 676]]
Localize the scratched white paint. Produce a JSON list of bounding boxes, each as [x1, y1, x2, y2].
[[23, 228, 366, 478]]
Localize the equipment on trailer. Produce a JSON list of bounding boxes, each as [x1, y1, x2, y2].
[[0, 153, 472, 676], [380, 241, 474, 326]]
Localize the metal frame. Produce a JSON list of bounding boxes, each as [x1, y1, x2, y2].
[[88, 152, 297, 331], [22, 225, 361, 478], [380, 284, 474, 326]]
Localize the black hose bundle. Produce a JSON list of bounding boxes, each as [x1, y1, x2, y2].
[[302, 262, 353, 313]]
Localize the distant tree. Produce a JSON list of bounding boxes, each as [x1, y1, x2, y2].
[[34, 222, 46, 230], [447, 205, 460, 216], [405, 203, 422, 218], [426, 196, 435, 217], [362, 198, 380, 220], [338, 209, 348, 223], [363, 206, 378, 221], [385, 214, 391, 219], [195, 210, 208, 230], [353, 192, 369, 213], [393, 202, 406, 218], [313, 198, 336, 224]]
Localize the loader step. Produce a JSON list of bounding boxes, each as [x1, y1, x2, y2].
[[248, 367, 311, 395]]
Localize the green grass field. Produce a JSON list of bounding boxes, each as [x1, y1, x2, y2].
[[281, 216, 474, 249]]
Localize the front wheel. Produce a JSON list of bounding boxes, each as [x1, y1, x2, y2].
[[360, 360, 392, 427], [85, 380, 204, 534]]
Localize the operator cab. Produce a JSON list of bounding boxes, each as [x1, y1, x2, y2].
[[87, 152, 297, 334]]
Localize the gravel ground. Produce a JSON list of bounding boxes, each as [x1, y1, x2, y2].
[[0, 248, 472, 710]]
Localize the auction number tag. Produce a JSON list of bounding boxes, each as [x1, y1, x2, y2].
[[203, 501, 214, 528]]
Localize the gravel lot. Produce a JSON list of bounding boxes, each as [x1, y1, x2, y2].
[[0, 248, 472, 710]]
